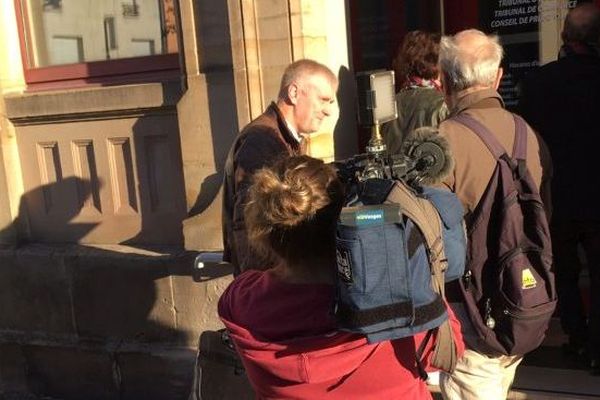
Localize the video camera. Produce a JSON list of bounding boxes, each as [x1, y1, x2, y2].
[[332, 70, 452, 203]]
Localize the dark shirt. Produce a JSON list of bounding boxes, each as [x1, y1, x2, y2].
[[519, 51, 600, 221]]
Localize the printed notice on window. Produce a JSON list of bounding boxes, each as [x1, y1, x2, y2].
[[479, 0, 582, 110]]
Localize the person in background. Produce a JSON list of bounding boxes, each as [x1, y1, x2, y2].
[[382, 30, 448, 155], [218, 155, 460, 399], [519, 2, 600, 374], [222, 59, 337, 275], [437, 29, 552, 400]]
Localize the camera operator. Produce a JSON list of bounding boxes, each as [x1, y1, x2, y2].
[[222, 59, 338, 275], [218, 155, 461, 399]]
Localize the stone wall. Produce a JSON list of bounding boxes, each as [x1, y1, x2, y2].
[[0, 245, 232, 399]]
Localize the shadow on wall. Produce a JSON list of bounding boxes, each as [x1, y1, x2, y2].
[[1, 176, 100, 245], [334, 65, 360, 160]]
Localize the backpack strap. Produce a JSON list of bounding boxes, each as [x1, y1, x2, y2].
[[385, 182, 458, 373], [386, 182, 447, 294], [452, 113, 506, 161], [512, 114, 528, 179]]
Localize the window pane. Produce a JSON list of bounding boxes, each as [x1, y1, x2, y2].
[[21, 0, 178, 68]]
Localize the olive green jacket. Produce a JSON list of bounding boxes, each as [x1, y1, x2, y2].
[[381, 87, 448, 155]]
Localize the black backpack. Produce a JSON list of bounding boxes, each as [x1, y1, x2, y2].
[[450, 113, 557, 356], [188, 329, 254, 400]]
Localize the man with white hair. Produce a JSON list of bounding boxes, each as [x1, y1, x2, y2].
[[436, 30, 552, 399]]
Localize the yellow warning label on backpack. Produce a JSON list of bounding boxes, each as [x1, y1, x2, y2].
[[522, 268, 537, 289]]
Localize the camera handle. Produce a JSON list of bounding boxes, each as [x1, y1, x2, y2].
[[365, 123, 386, 155], [363, 123, 393, 180]]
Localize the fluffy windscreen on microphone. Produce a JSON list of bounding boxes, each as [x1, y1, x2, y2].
[[400, 126, 454, 185]]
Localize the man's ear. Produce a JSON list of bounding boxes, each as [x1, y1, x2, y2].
[[493, 67, 504, 90], [439, 73, 447, 94], [288, 82, 300, 105], [440, 73, 453, 106]]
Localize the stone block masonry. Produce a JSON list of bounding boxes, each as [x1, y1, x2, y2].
[[0, 244, 233, 399]]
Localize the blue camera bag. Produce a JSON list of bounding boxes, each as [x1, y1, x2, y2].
[[334, 180, 465, 372]]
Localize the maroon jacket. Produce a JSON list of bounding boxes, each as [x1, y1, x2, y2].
[[218, 270, 438, 399], [222, 103, 301, 275]]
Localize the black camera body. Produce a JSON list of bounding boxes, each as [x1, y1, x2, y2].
[[332, 130, 451, 205], [331, 152, 412, 206], [333, 150, 430, 186]]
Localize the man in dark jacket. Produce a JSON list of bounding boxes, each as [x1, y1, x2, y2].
[[222, 59, 338, 275], [519, 2, 600, 373]]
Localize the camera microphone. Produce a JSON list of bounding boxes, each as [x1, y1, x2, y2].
[[401, 127, 454, 185]]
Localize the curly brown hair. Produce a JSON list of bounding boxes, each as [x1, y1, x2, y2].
[[244, 155, 344, 267], [393, 31, 441, 88]]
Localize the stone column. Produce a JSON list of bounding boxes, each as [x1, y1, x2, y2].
[[0, 0, 26, 245], [0, 91, 17, 245], [177, 0, 241, 250]]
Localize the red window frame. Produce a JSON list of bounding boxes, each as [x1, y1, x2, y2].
[[13, 0, 181, 91]]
